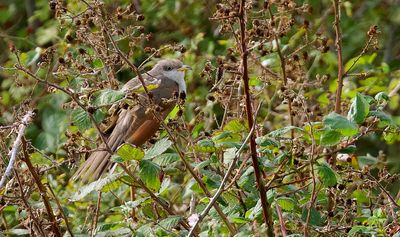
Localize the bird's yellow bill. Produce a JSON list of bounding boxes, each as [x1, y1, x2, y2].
[[177, 65, 192, 72]]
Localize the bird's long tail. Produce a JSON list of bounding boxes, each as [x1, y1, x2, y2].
[[72, 130, 124, 182]]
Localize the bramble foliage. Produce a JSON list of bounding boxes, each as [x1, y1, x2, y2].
[[1, 0, 400, 236]]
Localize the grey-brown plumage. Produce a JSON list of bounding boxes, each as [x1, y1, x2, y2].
[[73, 59, 190, 182]]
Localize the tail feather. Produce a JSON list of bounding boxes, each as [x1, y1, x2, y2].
[[72, 129, 124, 182]]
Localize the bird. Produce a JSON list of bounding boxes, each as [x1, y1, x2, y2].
[[73, 59, 191, 182]]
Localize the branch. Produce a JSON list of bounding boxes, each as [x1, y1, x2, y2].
[[0, 110, 35, 189], [333, 0, 344, 114], [21, 139, 62, 237], [238, 1, 273, 235]]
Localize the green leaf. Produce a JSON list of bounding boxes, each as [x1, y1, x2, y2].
[[301, 207, 322, 226], [223, 119, 247, 132], [348, 226, 368, 236], [97, 223, 122, 231], [369, 110, 394, 125], [194, 139, 217, 153], [71, 108, 105, 131], [255, 136, 279, 147], [375, 92, 389, 102], [320, 129, 342, 146], [30, 152, 52, 166], [339, 145, 357, 154], [70, 174, 120, 201], [158, 216, 181, 230], [153, 153, 179, 166], [317, 162, 337, 187], [276, 197, 295, 211], [116, 143, 144, 162], [323, 113, 358, 136], [144, 138, 172, 159], [268, 126, 304, 138], [139, 160, 160, 191], [358, 154, 378, 168], [352, 189, 369, 204], [347, 93, 370, 124], [92, 89, 125, 106]]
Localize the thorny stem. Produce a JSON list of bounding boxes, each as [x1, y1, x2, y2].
[[14, 172, 46, 236], [333, 0, 344, 114], [304, 117, 317, 237], [47, 184, 75, 237], [90, 192, 102, 237], [267, 7, 295, 139], [238, 0, 274, 236], [21, 139, 62, 237]]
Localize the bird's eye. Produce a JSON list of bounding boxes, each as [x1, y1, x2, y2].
[[166, 66, 172, 71]]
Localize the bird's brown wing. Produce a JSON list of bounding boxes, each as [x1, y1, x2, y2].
[[73, 76, 179, 182]]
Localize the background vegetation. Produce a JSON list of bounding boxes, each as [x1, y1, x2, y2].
[[1, 0, 400, 236]]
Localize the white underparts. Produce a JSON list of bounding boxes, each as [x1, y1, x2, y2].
[[164, 70, 187, 94]]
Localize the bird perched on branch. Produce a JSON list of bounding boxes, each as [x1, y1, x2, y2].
[[73, 59, 191, 182]]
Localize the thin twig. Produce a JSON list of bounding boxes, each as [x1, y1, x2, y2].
[[276, 204, 287, 236], [333, 0, 344, 114], [21, 139, 62, 237], [187, 103, 261, 236], [90, 192, 102, 237], [0, 111, 35, 189], [47, 184, 75, 237]]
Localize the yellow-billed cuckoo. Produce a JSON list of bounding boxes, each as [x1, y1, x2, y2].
[[73, 59, 191, 182]]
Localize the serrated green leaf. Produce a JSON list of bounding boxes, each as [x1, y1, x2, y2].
[[323, 113, 358, 136], [255, 136, 279, 147], [348, 93, 370, 124], [247, 199, 262, 220], [223, 119, 247, 132], [153, 153, 179, 166], [320, 129, 342, 146], [158, 216, 181, 230], [317, 162, 337, 187], [71, 108, 105, 131], [194, 139, 217, 153], [139, 160, 160, 191], [100, 179, 123, 192], [92, 89, 125, 106], [116, 143, 144, 162], [276, 197, 295, 211], [268, 126, 303, 138], [70, 174, 120, 201], [144, 138, 172, 159]]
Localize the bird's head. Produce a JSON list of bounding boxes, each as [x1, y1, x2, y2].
[[152, 59, 191, 94]]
